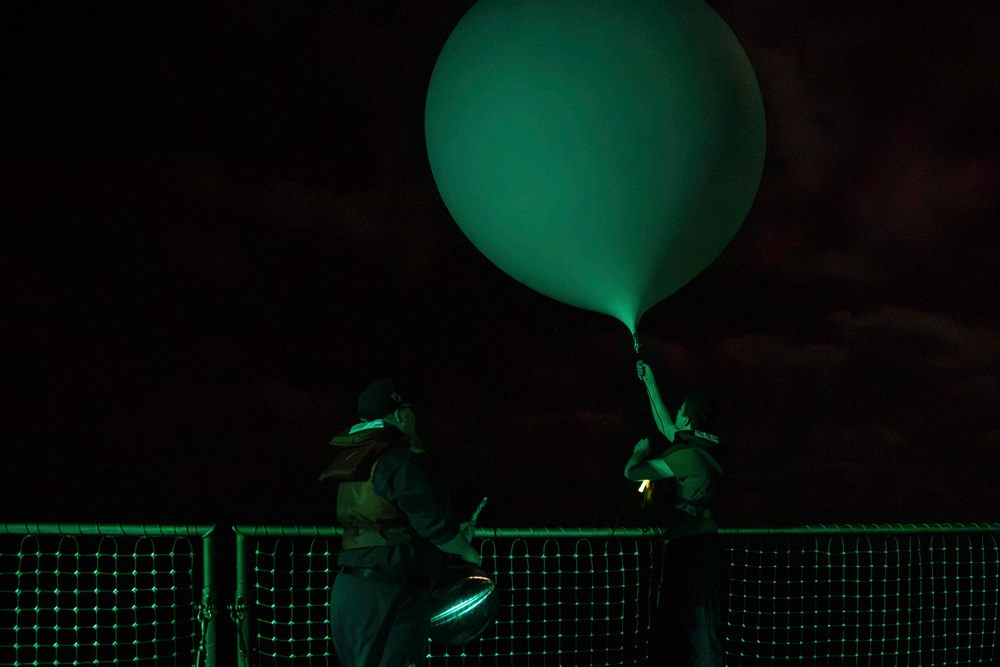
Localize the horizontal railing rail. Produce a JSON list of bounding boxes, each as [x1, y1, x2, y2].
[[729, 522, 1000, 535], [0, 522, 216, 537], [233, 522, 1000, 538], [233, 525, 667, 538]]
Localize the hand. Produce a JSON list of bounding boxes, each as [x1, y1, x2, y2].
[[636, 360, 654, 383], [632, 437, 651, 457], [460, 520, 476, 543], [625, 437, 652, 480], [458, 522, 482, 568]]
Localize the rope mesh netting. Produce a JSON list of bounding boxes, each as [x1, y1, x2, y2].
[[238, 526, 1000, 667], [245, 531, 661, 666], [723, 529, 1000, 666], [0, 533, 199, 666], [3, 524, 998, 666]]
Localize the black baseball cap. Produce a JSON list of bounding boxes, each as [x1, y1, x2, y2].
[[357, 379, 406, 420]]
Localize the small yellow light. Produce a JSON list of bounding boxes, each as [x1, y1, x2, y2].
[[638, 480, 649, 493]]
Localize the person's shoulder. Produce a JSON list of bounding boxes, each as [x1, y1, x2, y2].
[[665, 448, 701, 463], [676, 429, 719, 445], [371, 445, 431, 493], [378, 445, 426, 470], [332, 422, 402, 445]]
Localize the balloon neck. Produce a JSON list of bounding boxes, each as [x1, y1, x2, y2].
[[632, 331, 641, 355]]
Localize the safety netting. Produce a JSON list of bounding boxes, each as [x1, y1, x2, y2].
[[0, 523, 214, 666], [723, 525, 1000, 666], [234, 526, 663, 667], [235, 524, 1000, 667]]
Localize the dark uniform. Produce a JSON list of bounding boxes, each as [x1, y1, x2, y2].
[[329, 422, 461, 667], [648, 430, 725, 667]]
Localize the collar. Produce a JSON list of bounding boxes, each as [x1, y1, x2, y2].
[[349, 420, 386, 434]]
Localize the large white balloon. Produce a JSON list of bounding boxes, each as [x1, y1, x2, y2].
[[425, 0, 765, 333]]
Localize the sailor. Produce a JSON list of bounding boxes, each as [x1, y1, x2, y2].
[[625, 361, 725, 667], [325, 379, 480, 667]]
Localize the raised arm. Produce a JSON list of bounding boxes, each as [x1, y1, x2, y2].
[[637, 360, 679, 442]]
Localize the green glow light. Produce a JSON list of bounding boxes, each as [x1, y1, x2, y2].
[[426, 0, 765, 333]]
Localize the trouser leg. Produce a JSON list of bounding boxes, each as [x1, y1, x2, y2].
[[647, 599, 691, 666], [687, 534, 724, 667], [690, 604, 724, 667], [652, 535, 725, 667], [330, 571, 430, 667], [378, 586, 430, 667]]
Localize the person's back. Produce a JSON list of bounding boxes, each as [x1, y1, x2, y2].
[[324, 379, 480, 667], [658, 430, 723, 538]]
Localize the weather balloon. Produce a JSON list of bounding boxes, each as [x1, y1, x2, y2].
[[425, 0, 765, 335]]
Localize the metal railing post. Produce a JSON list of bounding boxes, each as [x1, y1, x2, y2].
[[199, 527, 217, 667], [233, 529, 252, 667]]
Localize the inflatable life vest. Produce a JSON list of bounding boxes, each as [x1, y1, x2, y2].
[[658, 430, 724, 534], [322, 423, 414, 549]]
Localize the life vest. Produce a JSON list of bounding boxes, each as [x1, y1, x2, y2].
[[324, 423, 415, 549], [659, 430, 724, 533]]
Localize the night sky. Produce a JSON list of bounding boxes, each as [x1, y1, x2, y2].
[[3, 2, 999, 530]]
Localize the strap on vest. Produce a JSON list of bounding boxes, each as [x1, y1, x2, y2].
[[340, 451, 416, 549], [342, 520, 415, 548], [673, 501, 714, 517]]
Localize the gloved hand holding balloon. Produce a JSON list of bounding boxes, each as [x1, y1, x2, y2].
[[425, 0, 766, 350]]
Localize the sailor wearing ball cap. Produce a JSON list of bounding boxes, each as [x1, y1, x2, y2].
[[324, 379, 481, 667]]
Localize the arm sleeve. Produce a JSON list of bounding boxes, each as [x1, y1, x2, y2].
[[372, 449, 461, 545], [624, 458, 675, 482]]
